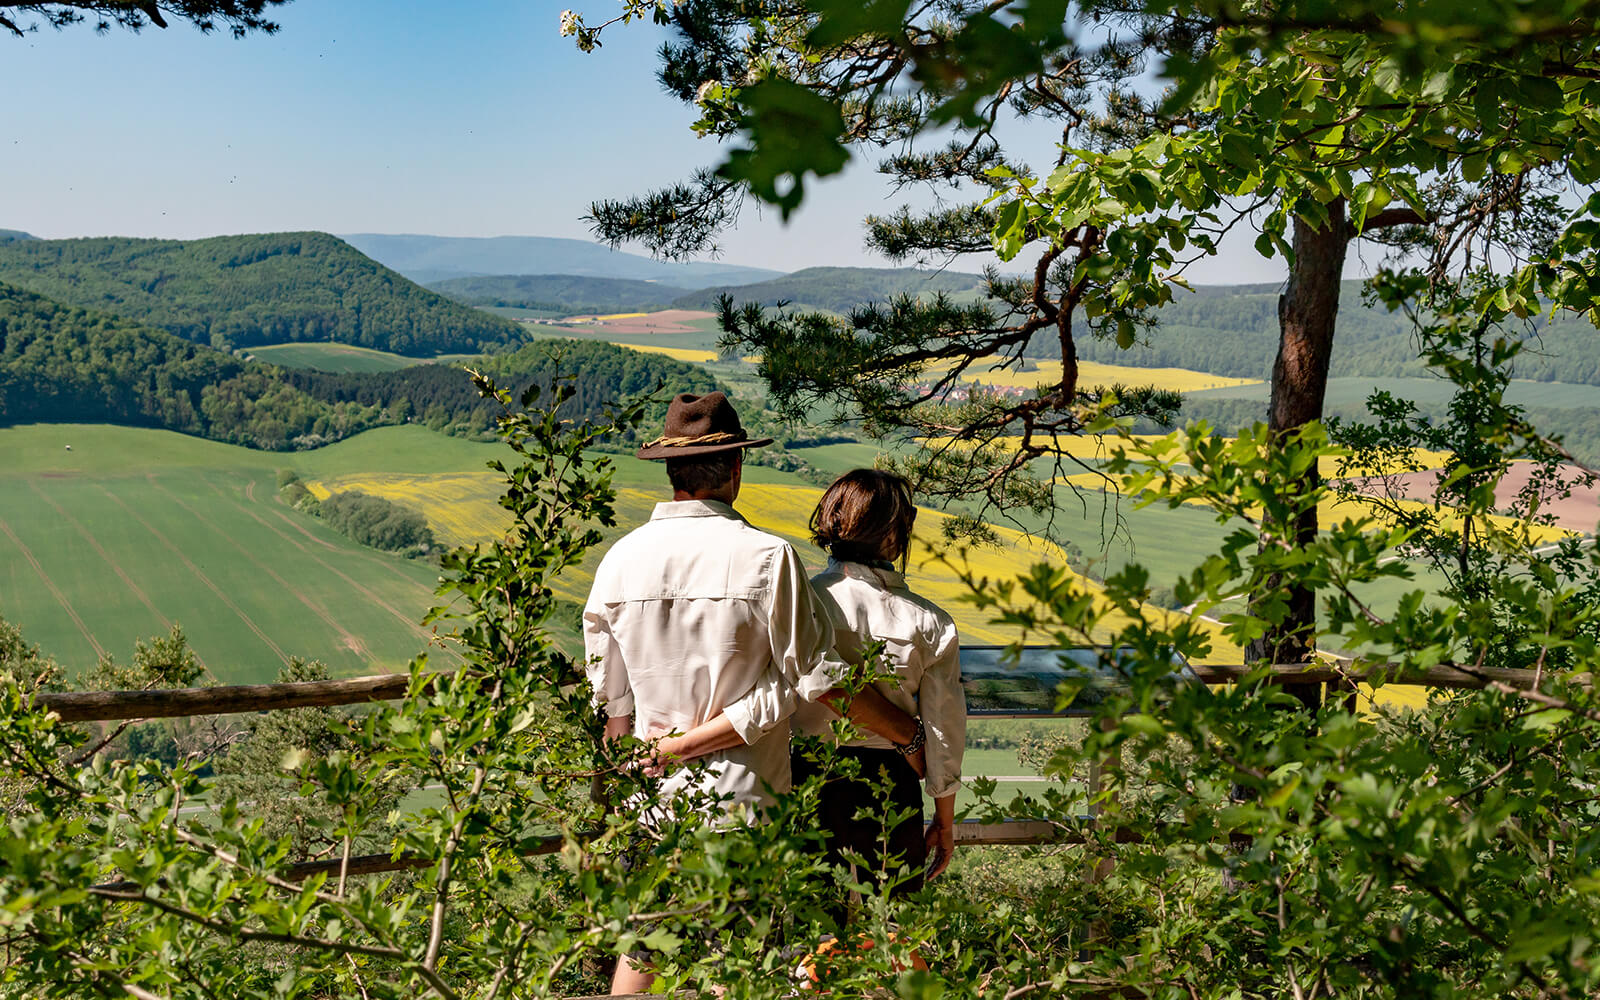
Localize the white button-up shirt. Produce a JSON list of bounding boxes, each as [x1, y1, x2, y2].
[[795, 558, 966, 800], [583, 499, 845, 812]]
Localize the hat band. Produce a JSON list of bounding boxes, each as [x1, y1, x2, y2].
[[641, 430, 748, 450]]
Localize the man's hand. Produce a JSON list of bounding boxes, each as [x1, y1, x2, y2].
[[641, 715, 744, 776], [643, 728, 683, 777], [925, 795, 956, 880]]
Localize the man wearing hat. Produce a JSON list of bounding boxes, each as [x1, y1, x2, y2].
[[584, 391, 924, 995]]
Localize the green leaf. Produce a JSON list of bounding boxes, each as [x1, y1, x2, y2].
[[718, 79, 850, 219], [1264, 773, 1302, 808], [806, 0, 913, 46], [1522, 708, 1572, 731]]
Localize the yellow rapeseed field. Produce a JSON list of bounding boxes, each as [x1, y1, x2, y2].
[[1054, 467, 1570, 545], [942, 357, 1261, 394], [614, 344, 720, 363], [306, 472, 1244, 664]]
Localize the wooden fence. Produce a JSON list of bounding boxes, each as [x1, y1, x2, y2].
[[28, 652, 1543, 878]]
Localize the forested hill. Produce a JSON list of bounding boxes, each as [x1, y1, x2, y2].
[[1027, 281, 1600, 386], [0, 232, 523, 355], [282, 339, 719, 437], [0, 230, 35, 243], [427, 274, 689, 315], [0, 281, 717, 450], [0, 281, 382, 449], [669, 266, 988, 314]]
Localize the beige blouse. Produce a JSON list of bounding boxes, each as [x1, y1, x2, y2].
[[795, 558, 966, 800]]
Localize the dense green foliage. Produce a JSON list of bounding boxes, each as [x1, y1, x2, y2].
[[0, 281, 382, 450], [284, 338, 719, 441], [0, 232, 523, 355], [317, 491, 435, 553], [427, 273, 688, 314], [10, 357, 1600, 997], [0, 279, 719, 450], [671, 265, 987, 314]]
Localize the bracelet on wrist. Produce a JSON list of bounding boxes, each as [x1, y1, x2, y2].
[[895, 717, 926, 756]]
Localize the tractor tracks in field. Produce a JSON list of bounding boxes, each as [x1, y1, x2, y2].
[[0, 513, 108, 661], [146, 476, 370, 661], [93, 485, 292, 667], [26, 480, 215, 680], [199, 475, 451, 658]]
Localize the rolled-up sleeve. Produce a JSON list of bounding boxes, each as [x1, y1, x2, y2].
[[767, 546, 848, 704], [582, 589, 633, 719], [919, 618, 966, 799], [722, 668, 794, 744]]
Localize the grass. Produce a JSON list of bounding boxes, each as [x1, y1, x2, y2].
[[0, 425, 460, 683], [247, 342, 474, 373]]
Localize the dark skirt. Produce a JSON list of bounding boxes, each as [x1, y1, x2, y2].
[[791, 745, 927, 913]]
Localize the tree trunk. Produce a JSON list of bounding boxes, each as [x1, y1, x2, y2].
[[1245, 198, 1350, 711]]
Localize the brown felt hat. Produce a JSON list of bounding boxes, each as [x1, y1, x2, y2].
[[635, 391, 773, 460]]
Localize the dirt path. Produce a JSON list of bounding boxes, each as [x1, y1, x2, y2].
[[94, 485, 292, 667], [0, 514, 108, 660], [148, 476, 369, 660], [200, 475, 449, 656], [26, 480, 216, 680]]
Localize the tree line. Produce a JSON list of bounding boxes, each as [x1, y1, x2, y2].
[[0, 281, 718, 450], [0, 232, 522, 355]]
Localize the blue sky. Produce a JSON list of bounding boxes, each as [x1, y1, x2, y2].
[[0, 0, 1295, 281]]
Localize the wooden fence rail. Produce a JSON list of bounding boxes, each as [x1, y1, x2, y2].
[[27, 657, 1547, 859], [32, 661, 1540, 723]]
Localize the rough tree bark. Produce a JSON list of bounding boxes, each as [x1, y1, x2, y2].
[[1245, 197, 1351, 711]]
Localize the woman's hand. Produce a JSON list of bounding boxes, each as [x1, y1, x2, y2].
[[925, 795, 956, 880], [905, 743, 927, 779]]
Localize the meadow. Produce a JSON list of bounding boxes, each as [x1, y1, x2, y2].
[[0, 424, 469, 684], [301, 464, 1167, 649], [248, 342, 476, 374]]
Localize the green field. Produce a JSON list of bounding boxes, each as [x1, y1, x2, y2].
[[518, 317, 724, 353], [247, 342, 476, 373], [0, 424, 545, 684], [0, 423, 857, 687], [1189, 375, 1600, 409]]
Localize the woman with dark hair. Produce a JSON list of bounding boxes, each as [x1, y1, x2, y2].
[[793, 468, 966, 914]]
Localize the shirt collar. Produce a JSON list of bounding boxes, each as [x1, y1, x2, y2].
[[650, 498, 746, 522], [827, 556, 907, 591]]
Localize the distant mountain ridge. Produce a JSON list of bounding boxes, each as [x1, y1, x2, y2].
[[427, 273, 688, 315], [0, 230, 36, 243], [341, 233, 782, 288], [0, 232, 522, 356], [669, 265, 989, 314], [1029, 280, 1600, 386]]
